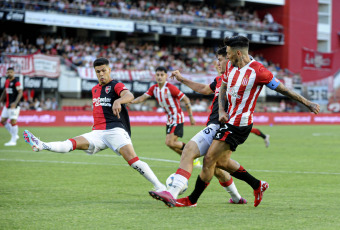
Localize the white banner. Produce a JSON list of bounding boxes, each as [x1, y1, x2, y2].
[[33, 54, 60, 78], [25, 11, 134, 32]]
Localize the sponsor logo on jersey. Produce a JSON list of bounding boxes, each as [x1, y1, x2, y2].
[[228, 87, 241, 99], [105, 86, 111, 94], [93, 97, 112, 107]]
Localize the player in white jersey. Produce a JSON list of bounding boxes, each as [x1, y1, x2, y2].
[[153, 36, 320, 208], [131, 67, 200, 165]]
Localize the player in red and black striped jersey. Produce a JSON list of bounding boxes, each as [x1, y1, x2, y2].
[[23, 58, 166, 193], [0, 67, 23, 146]]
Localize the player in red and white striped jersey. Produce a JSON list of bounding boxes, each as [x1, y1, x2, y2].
[[185, 36, 320, 208], [131, 66, 196, 157], [0, 67, 23, 146]]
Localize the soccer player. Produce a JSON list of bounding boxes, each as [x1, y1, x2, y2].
[[130, 66, 201, 166], [251, 128, 270, 148], [23, 57, 166, 192], [0, 67, 23, 146], [151, 36, 320, 208], [149, 48, 249, 207]]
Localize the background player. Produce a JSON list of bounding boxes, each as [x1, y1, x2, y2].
[[0, 67, 23, 146], [23, 57, 166, 193], [131, 66, 201, 166]]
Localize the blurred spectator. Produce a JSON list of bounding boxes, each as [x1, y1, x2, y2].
[[44, 98, 52, 110], [83, 102, 92, 111], [51, 98, 58, 110]]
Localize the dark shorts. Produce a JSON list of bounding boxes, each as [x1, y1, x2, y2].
[[213, 123, 253, 151], [166, 123, 184, 137]]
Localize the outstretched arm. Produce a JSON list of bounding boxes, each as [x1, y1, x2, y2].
[[275, 83, 320, 114], [170, 70, 213, 95], [182, 95, 195, 125], [113, 90, 134, 119], [130, 94, 151, 104], [218, 81, 228, 123]]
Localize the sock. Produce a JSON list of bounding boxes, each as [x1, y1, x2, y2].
[[10, 124, 18, 141], [168, 168, 191, 199], [251, 128, 266, 139], [129, 157, 164, 191], [188, 175, 210, 204], [4, 123, 12, 134], [231, 166, 260, 190], [43, 139, 74, 153], [180, 143, 186, 150], [219, 177, 241, 203]]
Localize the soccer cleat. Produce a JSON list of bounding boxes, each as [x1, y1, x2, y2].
[[175, 197, 197, 207], [23, 130, 43, 152], [228, 197, 247, 204], [193, 158, 201, 167], [254, 181, 269, 207], [264, 135, 270, 148], [4, 141, 17, 146], [149, 190, 176, 208]]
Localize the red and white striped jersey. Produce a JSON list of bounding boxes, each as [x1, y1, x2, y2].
[[222, 60, 273, 126], [145, 82, 185, 125]]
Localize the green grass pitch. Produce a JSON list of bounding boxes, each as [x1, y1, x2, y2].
[[1, 125, 340, 229]]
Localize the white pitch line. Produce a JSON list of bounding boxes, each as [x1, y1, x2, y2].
[[0, 157, 339, 175]]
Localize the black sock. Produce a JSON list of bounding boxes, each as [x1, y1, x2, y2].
[[180, 142, 186, 150], [231, 166, 260, 190], [188, 175, 209, 204], [259, 131, 266, 139]]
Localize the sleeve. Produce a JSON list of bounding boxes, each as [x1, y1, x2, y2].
[[145, 85, 155, 97], [255, 65, 274, 85], [222, 61, 231, 83], [209, 78, 218, 92], [168, 84, 185, 100], [15, 80, 22, 90], [114, 82, 128, 96]]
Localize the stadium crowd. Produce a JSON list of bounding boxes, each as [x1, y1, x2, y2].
[[1, 0, 282, 32], [1, 33, 292, 79]]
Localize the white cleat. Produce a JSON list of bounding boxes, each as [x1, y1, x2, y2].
[[4, 141, 17, 146], [264, 135, 270, 148], [23, 130, 43, 152]]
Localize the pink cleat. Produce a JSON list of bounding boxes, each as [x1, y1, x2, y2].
[[228, 197, 247, 204], [149, 191, 176, 208]]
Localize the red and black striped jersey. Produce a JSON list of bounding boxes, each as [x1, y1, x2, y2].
[[206, 75, 228, 126], [91, 80, 131, 136], [4, 77, 22, 108]]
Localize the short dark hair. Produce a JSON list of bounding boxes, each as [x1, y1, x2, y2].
[[216, 46, 227, 56], [224, 36, 249, 49], [155, 66, 167, 73], [93, 58, 109, 68], [7, 67, 14, 71]]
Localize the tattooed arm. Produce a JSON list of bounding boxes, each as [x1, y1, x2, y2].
[[275, 82, 320, 114], [218, 81, 229, 122]]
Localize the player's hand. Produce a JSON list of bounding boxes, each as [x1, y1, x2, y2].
[[189, 115, 195, 125], [308, 102, 320, 114], [112, 101, 122, 119], [10, 103, 16, 109], [170, 70, 183, 82], [218, 110, 229, 123]]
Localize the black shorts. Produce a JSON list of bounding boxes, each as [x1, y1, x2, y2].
[[213, 123, 253, 151], [166, 123, 184, 137]]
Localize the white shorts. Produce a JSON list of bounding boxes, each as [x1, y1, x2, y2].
[[81, 128, 132, 155], [1, 106, 20, 120], [191, 123, 220, 156]]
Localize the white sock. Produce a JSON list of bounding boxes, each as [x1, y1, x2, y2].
[[221, 179, 241, 203], [4, 123, 12, 135], [10, 125, 18, 140], [43, 140, 74, 153], [168, 174, 188, 199], [130, 159, 165, 191]]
